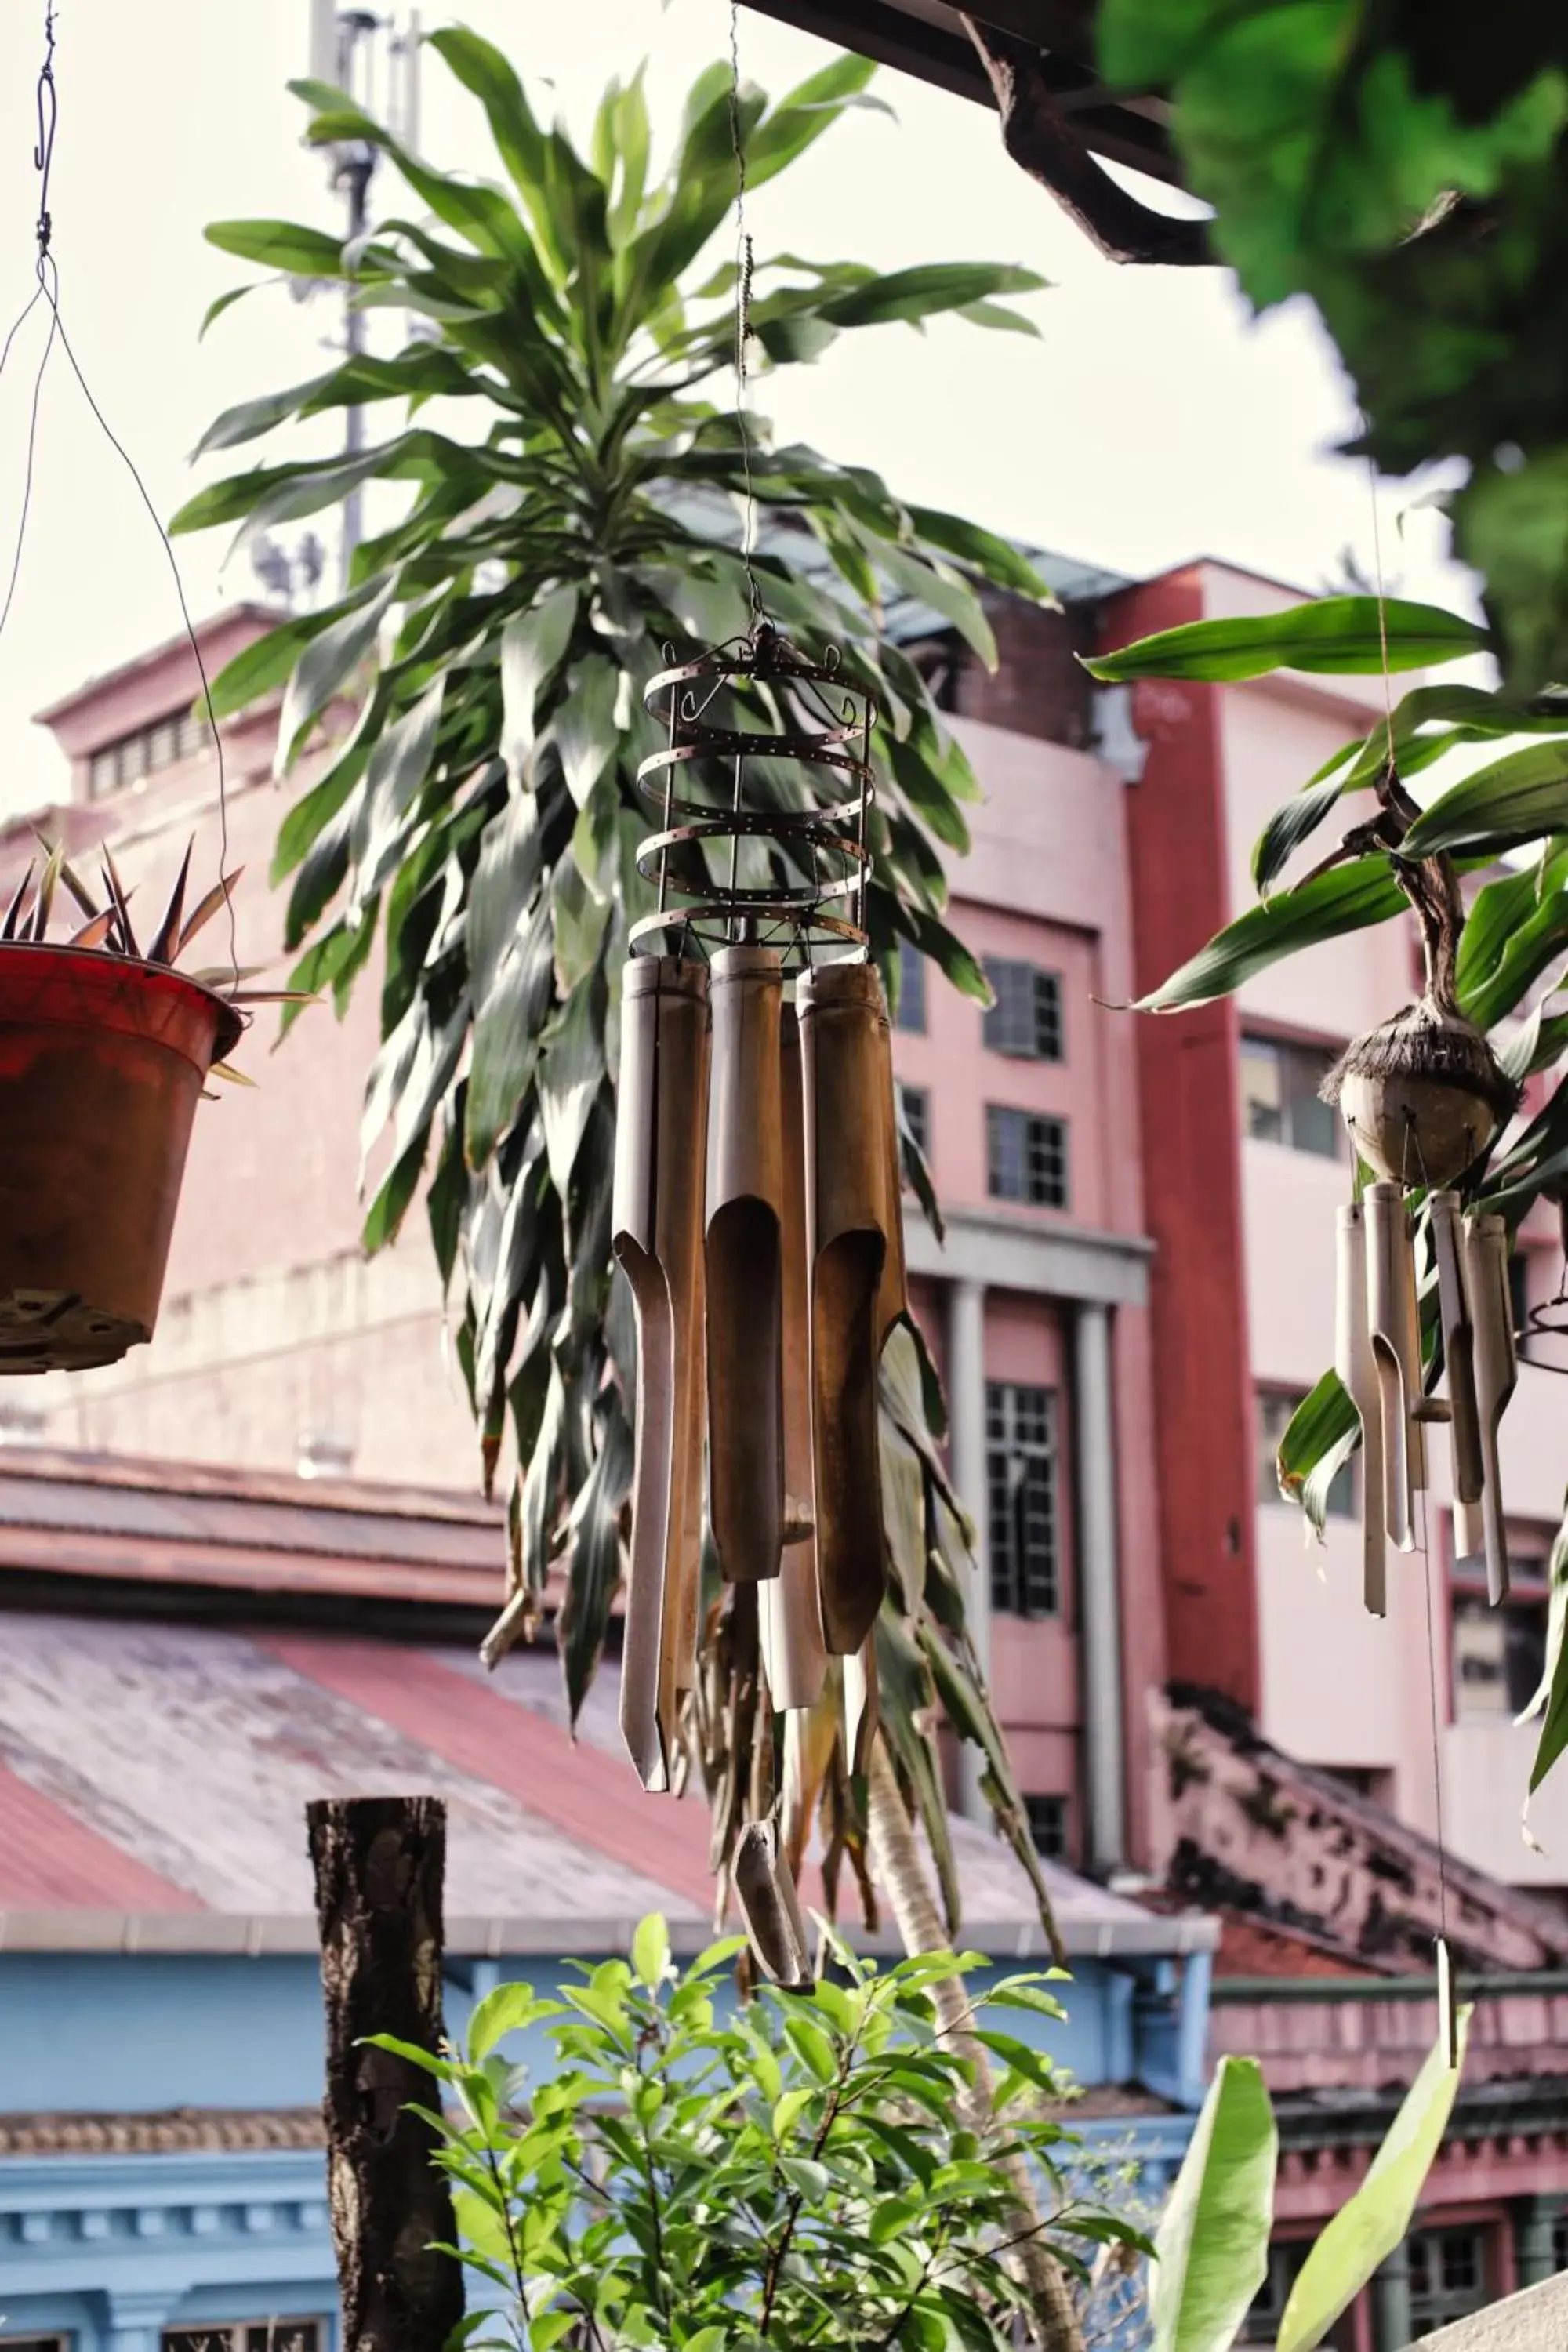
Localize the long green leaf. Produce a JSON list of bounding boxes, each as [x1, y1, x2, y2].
[[1085, 597, 1487, 685], [1276, 2014, 1472, 2352], [205, 217, 347, 275], [500, 587, 579, 777], [1402, 740, 1568, 855], [277, 579, 397, 767], [1137, 857, 1406, 1011], [1149, 2056, 1276, 2352]]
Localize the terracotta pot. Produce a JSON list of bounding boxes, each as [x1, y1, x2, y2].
[[0, 944, 243, 1371]]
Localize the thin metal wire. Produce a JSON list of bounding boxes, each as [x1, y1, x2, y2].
[[727, 0, 762, 623], [0, 4, 240, 992]]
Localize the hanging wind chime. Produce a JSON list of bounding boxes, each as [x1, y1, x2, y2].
[[1323, 756, 1521, 2066], [0, 9, 258, 1374], [612, 622, 906, 1983]]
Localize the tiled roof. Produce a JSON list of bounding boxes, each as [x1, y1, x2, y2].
[[0, 2107, 324, 2156], [0, 1443, 505, 1606]]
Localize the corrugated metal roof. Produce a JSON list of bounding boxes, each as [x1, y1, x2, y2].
[[0, 1606, 1215, 1958]]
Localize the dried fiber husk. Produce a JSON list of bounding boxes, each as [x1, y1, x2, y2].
[[1323, 994, 1516, 1188]]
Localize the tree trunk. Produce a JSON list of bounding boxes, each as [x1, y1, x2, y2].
[[866, 1733, 1086, 2352], [307, 1795, 465, 2352]]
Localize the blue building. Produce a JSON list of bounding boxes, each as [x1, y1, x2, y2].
[[0, 1446, 1216, 2348]]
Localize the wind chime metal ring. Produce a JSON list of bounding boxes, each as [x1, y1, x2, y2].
[[631, 622, 876, 969]]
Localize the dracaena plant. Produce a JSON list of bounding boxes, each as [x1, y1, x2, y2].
[[1087, 593, 1568, 1813], [376, 1915, 1149, 2352], [174, 31, 1063, 1939]]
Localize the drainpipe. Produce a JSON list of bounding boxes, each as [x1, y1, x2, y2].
[[949, 1277, 991, 1821], [1075, 1300, 1126, 1875], [1372, 2248, 1412, 2351]]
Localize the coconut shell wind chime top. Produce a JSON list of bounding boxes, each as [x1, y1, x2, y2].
[[613, 618, 904, 1986], [0, 9, 257, 1375]]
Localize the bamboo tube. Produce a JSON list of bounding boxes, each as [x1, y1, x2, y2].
[[1334, 1204, 1387, 1617], [1430, 1191, 1483, 1506], [1463, 1211, 1518, 1605], [734, 1817, 812, 1989], [844, 1631, 880, 1781], [612, 955, 710, 1791], [798, 961, 891, 1655], [706, 944, 786, 1584], [761, 1003, 829, 1711], [1365, 1181, 1418, 1552]]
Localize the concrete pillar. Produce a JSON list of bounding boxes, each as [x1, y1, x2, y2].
[[948, 1277, 991, 1821], [105, 2292, 175, 2352], [1074, 1300, 1126, 1875], [1372, 2245, 1412, 2351]]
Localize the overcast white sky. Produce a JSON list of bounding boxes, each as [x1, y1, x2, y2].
[[0, 0, 1476, 815]]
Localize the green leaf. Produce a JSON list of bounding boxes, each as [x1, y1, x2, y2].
[[1401, 740, 1568, 857], [278, 579, 397, 766], [554, 656, 621, 808], [818, 261, 1046, 330], [1085, 597, 1487, 685], [631, 1912, 670, 1991], [1251, 768, 1361, 896], [1149, 2056, 1276, 2352], [205, 217, 347, 275], [1277, 1372, 1360, 1536], [1276, 2014, 1472, 2352], [469, 1976, 543, 2061], [1137, 857, 1407, 1011], [501, 588, 579, 776]]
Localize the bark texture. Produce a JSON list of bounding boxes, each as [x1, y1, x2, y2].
[[960, 15, 1214, 267], [866, 1733, 1086, 2352], [307, 1795, 464, 2352]]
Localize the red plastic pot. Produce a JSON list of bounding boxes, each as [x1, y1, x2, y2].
[[0, 943, 244, 1372]]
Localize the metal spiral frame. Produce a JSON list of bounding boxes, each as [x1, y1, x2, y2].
[[632, 619, 876, 967]]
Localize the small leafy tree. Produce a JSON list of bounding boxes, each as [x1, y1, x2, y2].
[[376, 1916, 1149, 2350], [176, 31, 1065, 1934], [1087, 593, 1568, 1810]]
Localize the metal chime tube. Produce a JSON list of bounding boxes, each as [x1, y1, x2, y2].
[[706, 943, 787, 1584], [760, 1004, 829, 1709], [612, 956, 710, 1789], [798, 961, 895, 1656]]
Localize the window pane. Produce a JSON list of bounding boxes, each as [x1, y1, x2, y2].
[[177, 707, 211, 760], [121, 731, 149, 783], [1454, 1596, 1509, 1717], [148, 717, 179, 771], [895, 938, 927, 1034], [1025, 1793, 1068, 1859], [1025, 1113, 1068, 1208], [89, 746, 118, 799], [987, 1106, 1027, 1202], [1241, 1036, 1284, 1142], [1032, 968, 1063, 1061], [1285, 1054, 1339, 1158], [986, 1382, 1058, 1617], [983, 960, 1029, 1054]]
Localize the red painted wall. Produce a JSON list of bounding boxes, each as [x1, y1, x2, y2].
[[1102, 569, 1260, 1714]]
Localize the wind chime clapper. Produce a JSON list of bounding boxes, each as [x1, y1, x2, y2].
[[610, 618, 906, 1982], [1326, 840, 1523, 1617]]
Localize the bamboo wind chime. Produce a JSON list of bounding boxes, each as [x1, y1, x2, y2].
[[1327, 842, 1520, 1623], [611, 621, 906, 1984]]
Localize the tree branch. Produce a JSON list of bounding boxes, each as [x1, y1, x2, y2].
[[960, 16, 1215, 267]]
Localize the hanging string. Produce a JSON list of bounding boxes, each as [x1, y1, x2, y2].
[[0, 4, 239, 991], [727, 0, 763, 627]]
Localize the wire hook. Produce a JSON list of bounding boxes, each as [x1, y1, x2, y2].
[[34, 5, 58, 261]]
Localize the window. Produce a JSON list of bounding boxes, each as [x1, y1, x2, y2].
[[1256, 1388, 1353, 1519], [1553, 2209, 1568, 2271], [1239, 2245, 1352, 2348], [983, 959, 1063, 1061], [898, 1082, 930, 1163], [1509, 1249, 1530, 1341], [1025, 1793, 1069, 1860], [1453, 1584, 1548, 1719], [1241, 1034, 1340, 1158], [895, 937, 927, 1034], [85, 706, 211, 800], [3, 2339, 69, 2352], [1408, 2226, 1490, 2336], [987, 1107, 1069, 1209], [987, 1381, 1059, 1617], [164, 2327, 321, 2352]]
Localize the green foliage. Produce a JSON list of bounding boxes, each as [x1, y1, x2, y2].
[[1095, 3, 1568, 691], [375, 1921, 1148, 2351], [1150, 2020, 1466, 2352], [180, 37, 1054, 1927], [1149, 2058, 1275, 2352]]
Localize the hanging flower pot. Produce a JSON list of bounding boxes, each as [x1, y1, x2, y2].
[[0, 845, 275, 1374]]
